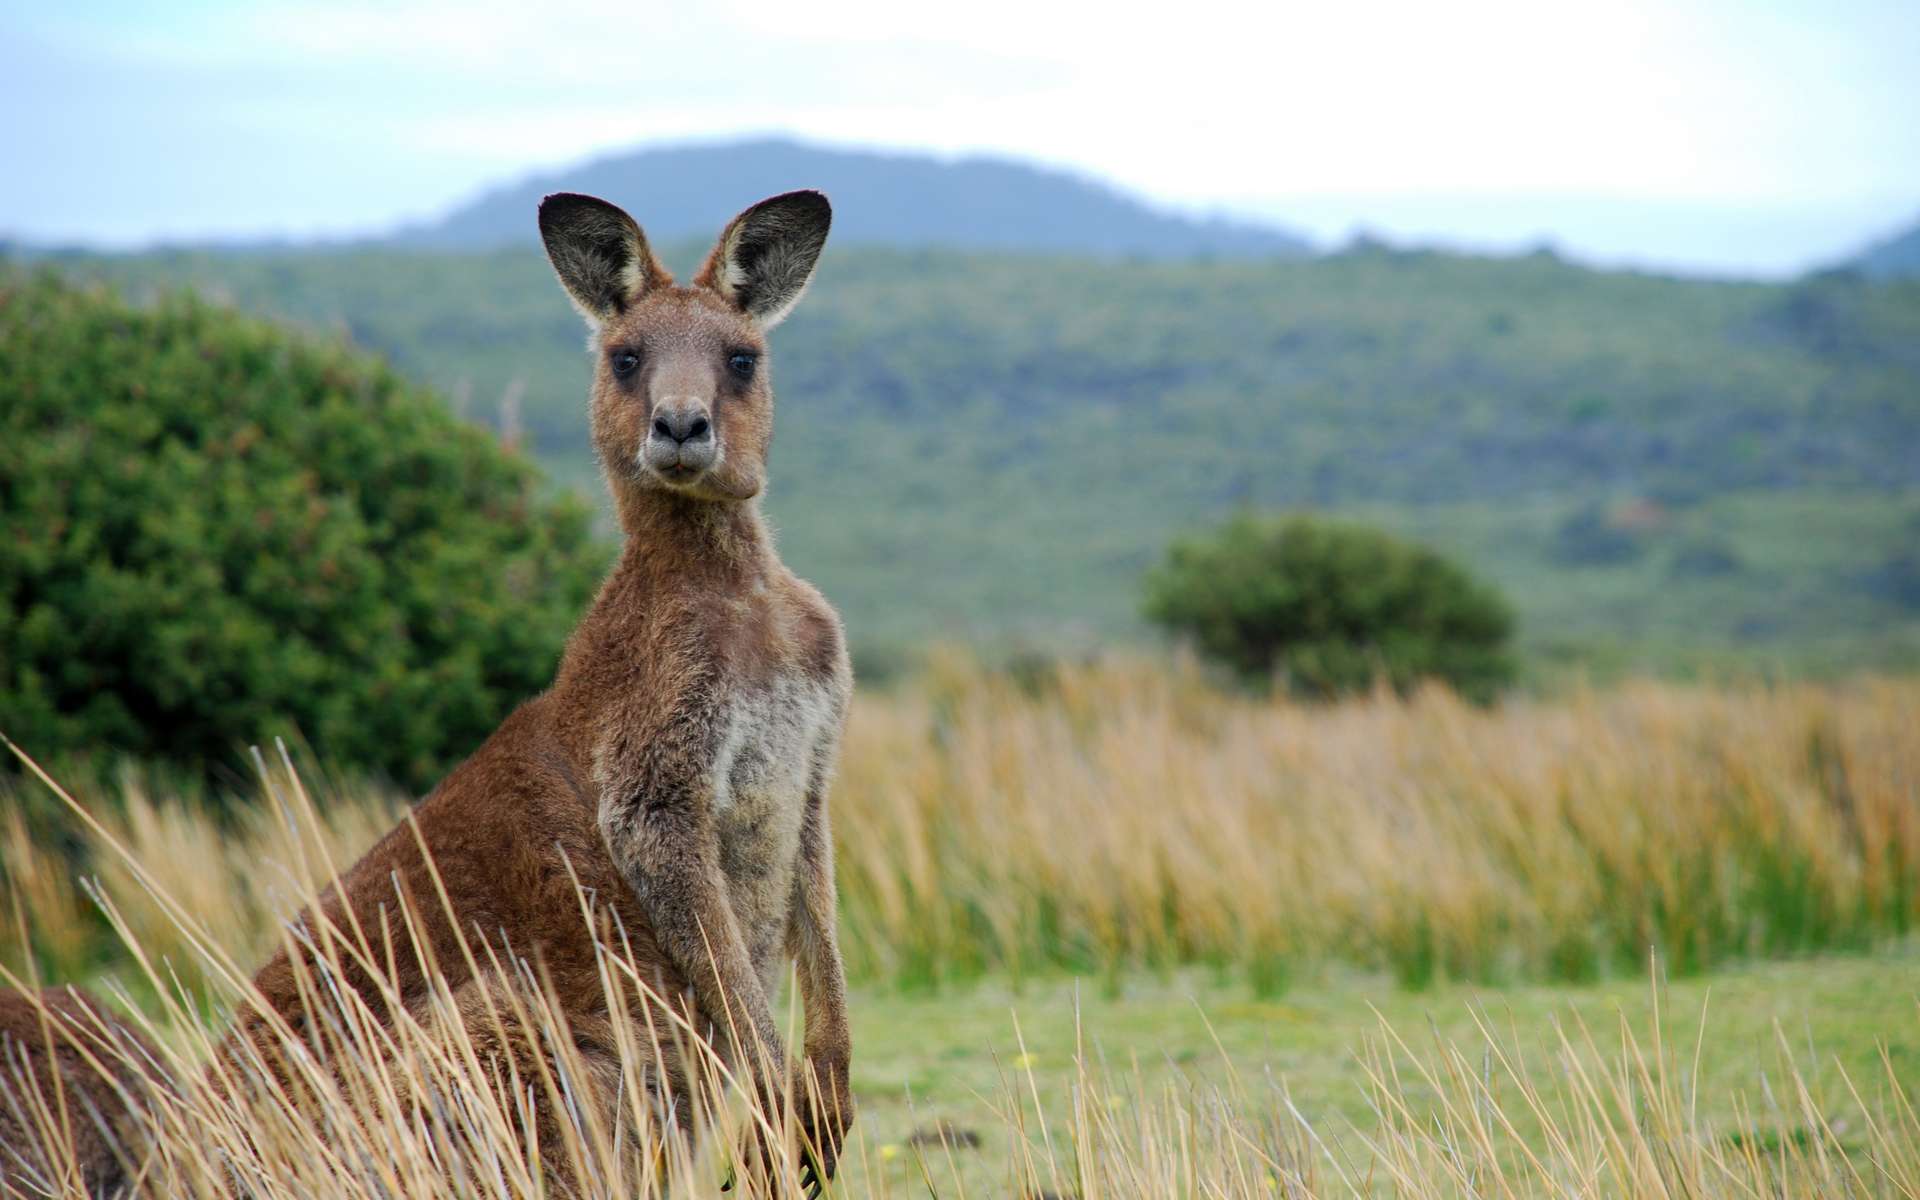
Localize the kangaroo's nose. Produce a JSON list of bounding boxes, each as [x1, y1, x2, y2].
[[651, 409, 711, 444]]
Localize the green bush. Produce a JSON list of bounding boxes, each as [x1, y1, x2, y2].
[[1142, 513, 1515, 701], [0, 270, 608, 792]]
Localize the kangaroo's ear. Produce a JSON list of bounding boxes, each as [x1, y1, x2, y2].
[[538, 193, 669, 325], [695, 190, 831, 328]]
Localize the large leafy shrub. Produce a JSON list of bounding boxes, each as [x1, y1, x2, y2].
[[1143, 513, 1515, 701], [0, 270, 608, 791]]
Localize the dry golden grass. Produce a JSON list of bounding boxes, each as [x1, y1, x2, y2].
[[4, 656, 1918, 994], [2, 764, 406, 992], [2, 736, 1917, 1198], [833, 653, 1920, 988]]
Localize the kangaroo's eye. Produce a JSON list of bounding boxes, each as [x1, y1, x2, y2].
[[727, 352, 757, 382], [609, 349, 641, 377]]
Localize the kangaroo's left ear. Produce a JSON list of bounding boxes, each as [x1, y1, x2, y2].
[[538, 192, 669, 326], [695, 190, 831, 328]]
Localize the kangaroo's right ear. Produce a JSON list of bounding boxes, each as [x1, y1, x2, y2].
[[696, 190, 832, 328], [538, 193, 670, 325]]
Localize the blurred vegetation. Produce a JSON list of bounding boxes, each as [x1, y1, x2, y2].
[[1142, 512, 1514, 700], [20, 242, 1920, 674], [0, 270, 608, 792]]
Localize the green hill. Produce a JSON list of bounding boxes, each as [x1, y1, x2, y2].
[[37, 242, 1920, 676]]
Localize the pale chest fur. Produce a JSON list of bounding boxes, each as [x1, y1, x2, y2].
[[709, 670, 842, 983]]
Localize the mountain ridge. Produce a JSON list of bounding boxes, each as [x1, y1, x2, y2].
[[1848, 214, 1920, 279], [391, 136, 1313, 260]]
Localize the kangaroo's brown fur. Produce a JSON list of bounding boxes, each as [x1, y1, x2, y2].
[[220, 190, 855, 1183], [0, 986, 169, 1197]]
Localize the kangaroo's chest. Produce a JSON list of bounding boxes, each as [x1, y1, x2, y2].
[[709, 673, 838, 965]]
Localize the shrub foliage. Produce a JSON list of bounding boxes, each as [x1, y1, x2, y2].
[[0, 270, 607, 790], [1143, 512, 1515, 699]]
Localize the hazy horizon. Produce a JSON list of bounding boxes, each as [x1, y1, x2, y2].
[[4, 0, 1917, 277]]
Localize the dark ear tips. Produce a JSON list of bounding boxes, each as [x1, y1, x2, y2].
[[536, 192, 625, 246], [772, 189, 832, 223], [538, 191, 607, 220], [536, 192, 660, 323], [704, 190, 834, 327], [746, 190, 832, 243]]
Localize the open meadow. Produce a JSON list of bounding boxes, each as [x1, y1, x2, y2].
[[6, 11, 1918, 1197], [4, 659, 1916, 1197]]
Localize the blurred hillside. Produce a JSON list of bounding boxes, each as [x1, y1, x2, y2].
[[38, 239, 1920, 675], [388, 138, 1311, 259], [1848, 214, 1920, 279]]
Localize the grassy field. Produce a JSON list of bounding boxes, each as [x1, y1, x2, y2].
[[10, 659, 1918, 992], [3, 663, 1917, 1195], [832, 657, 1920, 989], [16, 932, 1914, 1198], [839, 953, 1920, 1197]]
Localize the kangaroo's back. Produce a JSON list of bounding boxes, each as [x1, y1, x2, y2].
[[0, 986, 170, 1198]]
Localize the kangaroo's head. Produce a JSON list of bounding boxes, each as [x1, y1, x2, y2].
[[539, 190, 831, 507]]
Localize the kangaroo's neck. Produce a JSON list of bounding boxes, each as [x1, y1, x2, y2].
[[556, 490, 773, 690], [609, 488, 775, 593]]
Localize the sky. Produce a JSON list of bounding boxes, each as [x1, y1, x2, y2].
[[4, 0, 1916, 277]]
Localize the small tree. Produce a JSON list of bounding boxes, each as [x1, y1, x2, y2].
[[0, 270, 609, 792], [1143, 513, 1515, 701]]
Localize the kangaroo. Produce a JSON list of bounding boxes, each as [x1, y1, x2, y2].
[[0, 985, 170, 1198], [220, 190, 855, 1189]]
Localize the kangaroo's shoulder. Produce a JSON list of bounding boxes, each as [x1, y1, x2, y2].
[[767, 565, 851, 698]]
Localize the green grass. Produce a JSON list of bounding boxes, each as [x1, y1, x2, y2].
[[832, 949, 1920, 1195]]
